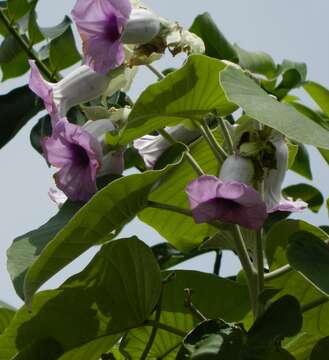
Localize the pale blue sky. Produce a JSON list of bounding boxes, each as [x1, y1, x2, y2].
[[1, 0, 329, 307]]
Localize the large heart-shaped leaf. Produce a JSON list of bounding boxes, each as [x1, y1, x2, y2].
[[220, 66, 329, 149], [7, 201, 83, 300], [287, 231, 329, 295], [0, 301, 15, 335], [23, 160, 181, 304], [119, 55, 237, 144]]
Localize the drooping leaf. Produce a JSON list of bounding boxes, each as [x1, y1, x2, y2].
[[119, 55, 237, 144], [290, 143, 313, 180], [0, 34, 22, 64], [266, 220, 329, 359], [220, 66, 329, 149], [7, 200, 83, 300], [0, 85, 42, 148], [189, 12, 238, 62], [7, 0, 34, 22], [283, 184, 323, 213], [1, 50, 29, 81], [246, 295, 302, 358], [28, 9, 44, 46], [23, 159, 182, 304], [234, 44, 277, 78], [49, 25, 81, 71], [177, 320, 246, 359], [287, 231, 329, 296], [303, 81, 329, 117]]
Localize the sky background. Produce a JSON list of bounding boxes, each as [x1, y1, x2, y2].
[[1, 0, 329, 307]]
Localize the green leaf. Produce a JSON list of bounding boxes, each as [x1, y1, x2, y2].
[[0, 302, 15, 335], [66, 237, 162, 333], [0, 289, 106, 359], [0, 85, 42, 148], [290, 143, 313, 180], [139, 133, 234, 252], [177, 320, 246, 359], [7, 0, 34, 22], [0, 34, 22, 64], [1, 50, 29, 81], [189, 12, 238, 62], [23, 160, 182, 304], [11, 339, 63, 360], [283, 184, 323, 213], [7, 200, 83, 300], [120, 55, 237, 144], [49, 25, 81, 71], [220, 66, 329, 149], [287, 231, 329, 295], [234, 44, 277, 78], [266, 219, 328, 267], [29, 114, 52, 154], [120, 270, 251, 359], [247, 295, 302, 358], [304, 81, 329, 117], [266, 221, 329, 359], [28, 9, 44, 46], [310, 337, 329, 360]]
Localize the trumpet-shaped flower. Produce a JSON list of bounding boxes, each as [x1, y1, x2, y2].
[[264, 135, 308, 213], [29, 61, 115, 119], [42, 117, 123, 202], [186, 176, 267, 230], [134, 125, 200, 168], [72, 0, 160, 74]]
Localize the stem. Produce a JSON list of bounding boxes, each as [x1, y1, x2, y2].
[[158, 128, 205, 176], [217, 117, 235, 154], [301, 296, 329, 313], [146, 63, 165, 80], [144, 320, 186, 337], [264, 264, 292, 281], [233, 225, 258, 317], [0, 10, 56, 80], [148, 201, 192, 218], [255, 230, 265, 318], [184, 288, 207, 322], [140, 294, 163, 360], [213, 251, 222, 276], [199, 120, 227, 161]]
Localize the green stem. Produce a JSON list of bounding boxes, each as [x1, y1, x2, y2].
[[217, 117, 235, 154], [146, 63, 165, 80], [184, 288, 207, 322], [264, 265, 292, 281], [199, 120, 227, 161], [233, 225, 258, 318], [213, 250, 222, 276], [255, 230, 265, 318], [158, 128, 205, 176], [148, 201, 192, 218], [144, 320, 186, 337], [140, 294, 163, 360], [0, 9, 56, 80], [301, 296, 329, 313]]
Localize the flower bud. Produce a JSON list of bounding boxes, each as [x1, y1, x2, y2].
[[122, 9, 161, 45], [219, 155, 255, 185], [264, 134, 307, 212]]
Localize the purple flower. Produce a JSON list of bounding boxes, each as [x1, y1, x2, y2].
[[72, 0, 161, 74], [134, 125, 201, 169], [28, 61, 112, 118], [42, 118, 103, 202], [265, 134, 307, 213], [72, 0, 132, 74], [186, 175, 267, 230]]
